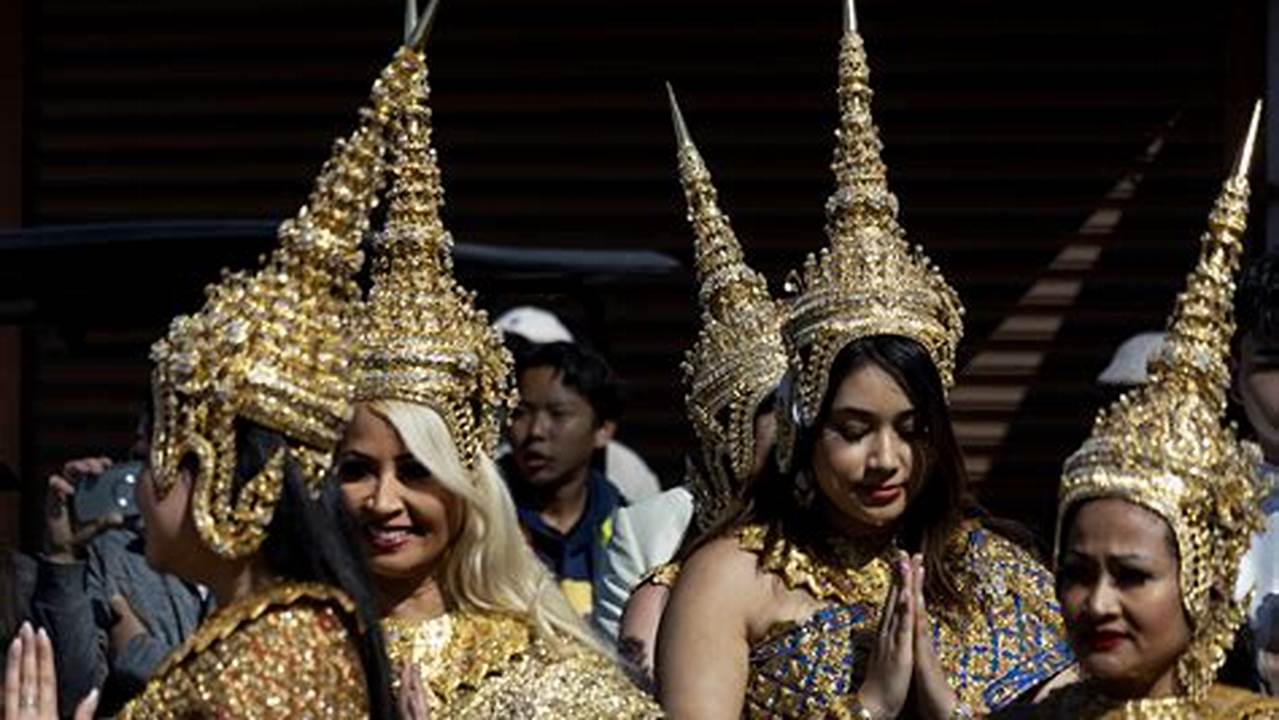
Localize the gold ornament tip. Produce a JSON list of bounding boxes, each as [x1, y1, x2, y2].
[[1233, 98, 1263, 181], [666, 82, 693, 149], [407, 0, 441, 50], [844, 0, 858, 33]]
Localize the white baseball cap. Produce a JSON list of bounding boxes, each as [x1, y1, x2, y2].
[[494, 306, 575, 345], [1097, 331, 1167, 386]]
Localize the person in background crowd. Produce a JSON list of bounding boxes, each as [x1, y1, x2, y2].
[[495, 305, 662, 504], [0, 462, 34, 649], [0, 537, 34, 655], [31, 406, 210, 716], [502, 341, 627, 616]]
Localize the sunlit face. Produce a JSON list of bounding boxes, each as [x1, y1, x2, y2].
[[335, 405, 462, 581], [508, 366, 614, 489], [1239, 333, 1279, 461], [1058, 498, 1190, 698], [810, 363, 922, 531]]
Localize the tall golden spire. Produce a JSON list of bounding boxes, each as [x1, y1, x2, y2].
[[825, 0, 900, 255], [1058, 100, 1264, 700], [669, 85, 786, 526], [781, 0, 964, 439], [146, 11, 450, 558], [354, 0, 515, 469]]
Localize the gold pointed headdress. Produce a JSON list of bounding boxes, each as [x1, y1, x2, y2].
[[145, 35, 438, 558], [1057, 101, 1264, 700], [782, 0, 963, 432], [668, 86, 787, 527], [353, 0, 515, 469]]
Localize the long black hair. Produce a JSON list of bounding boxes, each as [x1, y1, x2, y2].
[[691, 334, 1028, 611], [236, 421, 399, 720]]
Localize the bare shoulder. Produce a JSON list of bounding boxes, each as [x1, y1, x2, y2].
[[661, 534, 769, 637], [673, 533, 773, 609], [657, 534, 761, 718]]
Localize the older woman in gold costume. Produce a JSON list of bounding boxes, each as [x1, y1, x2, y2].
[[326, 2, 659, 716], [995, 104, 1279, 720], [656, 2, 1073, 718]]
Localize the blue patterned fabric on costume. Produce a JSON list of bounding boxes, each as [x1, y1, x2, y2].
[[745, 605, 867, 717], [739, 523, 1074, 718]]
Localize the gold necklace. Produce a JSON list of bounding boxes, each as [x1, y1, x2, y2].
[[738, 524, 898, 608]]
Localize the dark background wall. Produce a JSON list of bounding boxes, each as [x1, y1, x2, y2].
[[1, 0, 1267, 549]]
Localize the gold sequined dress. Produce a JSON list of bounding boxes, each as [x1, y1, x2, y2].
[[996, 682, 1279, 719], [117, 582, 369, 719], [739, 522, 1073, 718], [384, 610, 662, 718]]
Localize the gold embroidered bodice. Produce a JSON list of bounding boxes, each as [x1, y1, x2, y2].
[[117, 582, 368, 719], [739, 522, 1073, 717], [999, 682, 1279, 719], [383, 610, 662, 718]]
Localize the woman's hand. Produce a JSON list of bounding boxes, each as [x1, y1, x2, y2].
[[908, 555, 965, 720], [4, 623, 99, 720], [857, 552, 915, 719]]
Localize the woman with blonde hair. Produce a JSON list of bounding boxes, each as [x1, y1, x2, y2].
[[340, 400, 606, 663], [331, 6, 659, 715]]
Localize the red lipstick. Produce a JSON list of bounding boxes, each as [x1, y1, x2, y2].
[[1083, 630, 1128, 653], [856, 484, 904, 507]]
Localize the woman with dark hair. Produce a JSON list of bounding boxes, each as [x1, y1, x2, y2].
[[1003, 104, 1279, 719], [2, 28, 417, 718], [655, 3, 1072, 717]]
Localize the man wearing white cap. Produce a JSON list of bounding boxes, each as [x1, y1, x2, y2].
[[494, 306, 662, 504]]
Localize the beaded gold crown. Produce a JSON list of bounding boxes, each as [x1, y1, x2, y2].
[[1058, 101, 1263, 701], [668, 87, 787, 528], [783, 0, 964, 430], [148, 50, 408, 558], [352, 45, 515, 469]]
